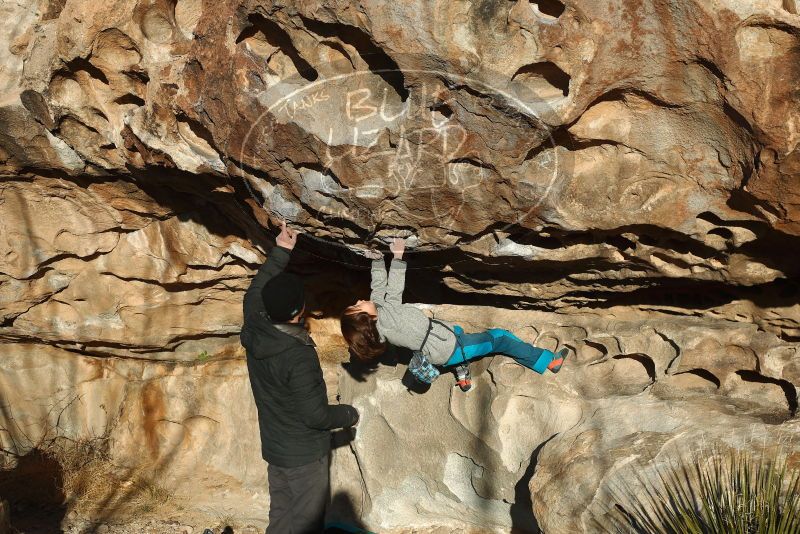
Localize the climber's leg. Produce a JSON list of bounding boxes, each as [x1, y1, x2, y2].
[[444, 330, 496, 366], [444, 328, 556, 374], [484, 328, 557, 374]]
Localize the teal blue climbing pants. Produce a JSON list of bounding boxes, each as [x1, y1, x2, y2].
[[443, 325, 556, 374]]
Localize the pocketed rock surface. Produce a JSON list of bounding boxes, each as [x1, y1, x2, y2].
[[0, 0, 799, 532]]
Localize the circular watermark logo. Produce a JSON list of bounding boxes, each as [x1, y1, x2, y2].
[[231, 52, 573, 263]]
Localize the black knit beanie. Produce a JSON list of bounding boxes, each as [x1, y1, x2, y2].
[[261, 273, 305, 322]]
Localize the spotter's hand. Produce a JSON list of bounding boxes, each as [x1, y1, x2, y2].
[[276, 220, 299, 251]]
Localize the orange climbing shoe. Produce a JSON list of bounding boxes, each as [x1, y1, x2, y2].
[[455, 364, 472, 392], [548, 347, 570, 373]]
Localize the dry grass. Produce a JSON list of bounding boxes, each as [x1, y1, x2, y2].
[[10, 435, 173, 519], [0, 393, 175, 521]]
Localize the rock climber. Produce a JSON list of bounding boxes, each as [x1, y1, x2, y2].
[[340, 237, 570, 391], [240, 220, 360, 534]]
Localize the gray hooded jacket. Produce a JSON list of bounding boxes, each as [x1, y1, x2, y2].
[[371, 258, 458, 365]]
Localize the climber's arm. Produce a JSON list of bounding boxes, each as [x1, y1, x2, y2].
[[370, 258, 388, 303], [384, 238, 406, 303]]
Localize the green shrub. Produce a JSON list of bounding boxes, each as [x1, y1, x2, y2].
[[605, 450, 800, 534]]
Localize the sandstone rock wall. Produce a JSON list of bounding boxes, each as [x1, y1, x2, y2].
[[0, 0, 799, 532], [331, 306, 800, 533], [3, 0, 800, 309]]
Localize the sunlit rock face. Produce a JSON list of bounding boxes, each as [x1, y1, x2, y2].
[[331, 306, 800, 533], [4, 0, 800, 286], [0, 0, 799, 532]]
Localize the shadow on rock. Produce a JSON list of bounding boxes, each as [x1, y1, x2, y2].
[[510, 434, 557, 534], [325, 491, 374, 533], [342, 345, 433, 394], [0, 448, 67, 533]]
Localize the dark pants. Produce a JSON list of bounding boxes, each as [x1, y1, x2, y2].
[[266, 454, 330, 534]]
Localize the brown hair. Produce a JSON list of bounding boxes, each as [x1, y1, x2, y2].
[[340, 307, 386, 361]]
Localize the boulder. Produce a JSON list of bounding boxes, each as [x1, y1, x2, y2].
[[0, 0, 799, 531], [329, 306, 800, 532]]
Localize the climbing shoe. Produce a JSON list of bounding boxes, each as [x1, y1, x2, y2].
[[455, 364, 472, 392], [548, 347, 571, 373]]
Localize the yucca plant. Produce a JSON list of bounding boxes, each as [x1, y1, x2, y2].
[[603, 449, 800, 534]]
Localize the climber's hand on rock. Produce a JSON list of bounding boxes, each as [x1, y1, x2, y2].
[[363, 249, 382, 260], [390, 237, 406, 260], [276, 220, 299, 250]]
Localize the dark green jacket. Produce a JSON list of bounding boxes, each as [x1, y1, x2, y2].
[[240, 245, 358, 467]]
